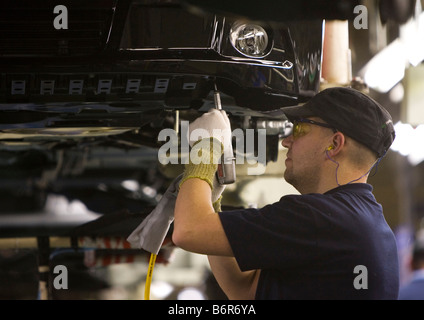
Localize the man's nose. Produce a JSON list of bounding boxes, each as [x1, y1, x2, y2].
[[281, 134, 293, 149]]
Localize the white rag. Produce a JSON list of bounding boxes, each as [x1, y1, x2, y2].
[[127, 174, 183, 255]]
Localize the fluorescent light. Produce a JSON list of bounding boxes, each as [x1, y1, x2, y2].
[[362, 39, 407, 93], [391, 121, 424, 165], [399, 8, 424, 66], [361, 10, 424, 93]]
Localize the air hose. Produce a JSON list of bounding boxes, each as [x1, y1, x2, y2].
[[144, 253, 157, 300]]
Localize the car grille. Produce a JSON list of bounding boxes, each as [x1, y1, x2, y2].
[[0, 0, 116, 56]]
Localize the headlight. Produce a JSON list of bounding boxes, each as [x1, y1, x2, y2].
[[229, 22, 270, 58]]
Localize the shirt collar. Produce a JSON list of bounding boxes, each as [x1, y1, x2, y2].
[[324, 183, 373, 195]]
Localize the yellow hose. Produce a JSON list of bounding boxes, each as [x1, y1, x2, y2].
[[144, 253, 157, 300]]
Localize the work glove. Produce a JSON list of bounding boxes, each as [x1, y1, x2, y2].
[[188, 108, 232, 150], [127, 173, 183, 254], [212, 175, 226, 212], [180, 109, 232, 212]]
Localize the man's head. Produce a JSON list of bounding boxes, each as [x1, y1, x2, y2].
[[281, 87, 395, 193], [282, 87, 395, 159]]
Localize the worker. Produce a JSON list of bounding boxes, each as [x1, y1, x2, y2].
[[172, 87, 400, 300]]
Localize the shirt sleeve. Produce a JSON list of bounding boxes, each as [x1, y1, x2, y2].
[[218, 194, 323, 271]]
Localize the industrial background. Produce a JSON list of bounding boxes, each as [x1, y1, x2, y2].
[[0, 0, 423, 300]]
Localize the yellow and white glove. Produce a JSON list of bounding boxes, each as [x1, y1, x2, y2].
[[211, 174, 226, 212], [180, 109, 232, 212]]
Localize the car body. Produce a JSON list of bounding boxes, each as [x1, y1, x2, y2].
[[0, 0, 323, 213]]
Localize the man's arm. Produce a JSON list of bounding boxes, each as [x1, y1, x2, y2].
[[172, 177, 259, 299], [172, 109, 259, 299], [208, 255, 260, 300], [172, 177, 231, 256]]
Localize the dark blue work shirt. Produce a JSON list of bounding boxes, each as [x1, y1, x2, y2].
[[219, 183, 399, 300]]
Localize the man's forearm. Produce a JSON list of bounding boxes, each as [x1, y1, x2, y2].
[[172, 178, 233, 256], [208, 255, 259, 300]]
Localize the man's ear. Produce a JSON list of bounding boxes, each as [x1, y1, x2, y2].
[[329, 132, 345, 154]]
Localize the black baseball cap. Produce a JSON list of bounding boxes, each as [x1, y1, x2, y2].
[[282, 87, 395, 158]]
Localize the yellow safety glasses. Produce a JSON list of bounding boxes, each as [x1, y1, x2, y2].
[[291, 118, 337, 140]]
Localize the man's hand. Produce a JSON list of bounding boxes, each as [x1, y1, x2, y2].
[[179, 109, 232, 191], [189, 109, 232, 150]]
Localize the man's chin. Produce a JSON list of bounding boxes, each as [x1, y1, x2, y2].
[[283, 171, 294, 186]]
